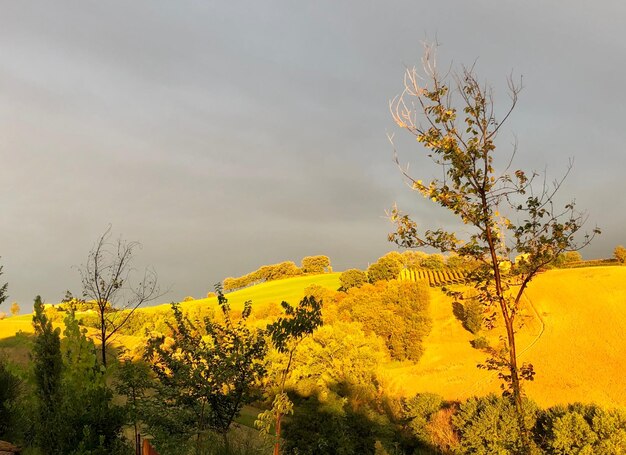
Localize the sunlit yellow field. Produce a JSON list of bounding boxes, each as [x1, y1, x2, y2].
[[384, 266, 626, 408], [146, 272, 341, 314], [2, 268, 625, 408]]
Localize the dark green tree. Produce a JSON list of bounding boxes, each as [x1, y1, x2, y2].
[[145, 288, 267, 452], [31, 302, 127, 454], [0, 357, 22, 441], [31, 295, 64, 453], [258, 296, 323, 455], [388, 44, 598, 450], [116, 359, 153, 454]]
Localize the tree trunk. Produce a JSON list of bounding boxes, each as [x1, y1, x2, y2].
[[273, 412, 282, 455], [101, 325, 107, 367]]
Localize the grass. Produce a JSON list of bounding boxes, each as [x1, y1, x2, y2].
[[3, 267, 626, 408], [520, 266, 626, 407], [382, 266, 626, 408], [144, 272, 341, 314]]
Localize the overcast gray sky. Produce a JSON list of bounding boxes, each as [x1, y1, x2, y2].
[[1, 1, 625, 309]]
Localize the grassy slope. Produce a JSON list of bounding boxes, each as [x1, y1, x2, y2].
[[522, 266, 626, 407], [145, 272, 341, 313], [384, 266, 626, 408], [2, 268, 626, 408]]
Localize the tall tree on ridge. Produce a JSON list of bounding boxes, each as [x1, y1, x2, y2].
[[388, 43, 598, 451]]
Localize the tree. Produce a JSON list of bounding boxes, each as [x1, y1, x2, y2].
[[614, 245, 626, 264], [31, 301, 127, 454], [145, 287, 267, 452], [339, 268, 368, 290], [258, 296, 323, 455], [116, 359, 153, 455], [0, 260, 7, 309], [9, 302, 19, 316], [421, 253, 445, 269], [367, 255, 402, 283], [78, 226, 162, 367], [301, 255, 331, 274], [0, 357, 22, 441], [388, 44, 598, 450], [339, 280, 431, 361], [31, 295, 64, 453]]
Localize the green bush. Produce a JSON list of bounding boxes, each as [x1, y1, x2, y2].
[[421, 254, 445, 270], [403, 393, 444, 444], [282, 398, 377, 455], [463, 296, 483, 334], [339, 280, 431, 361], [470, 336, 489, 350], [452, 394, 539, 455], [0, 357, 22, 441], [339, 269, 368, 290], [536, 403, 626, 454]]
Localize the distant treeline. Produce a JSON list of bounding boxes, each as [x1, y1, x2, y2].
[[223, 255, 331, 291]]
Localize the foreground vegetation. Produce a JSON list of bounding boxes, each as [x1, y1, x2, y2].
[[1, 251, 626, 454]]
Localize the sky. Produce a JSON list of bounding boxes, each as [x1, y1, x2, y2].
[[1, 1, 625, 309]]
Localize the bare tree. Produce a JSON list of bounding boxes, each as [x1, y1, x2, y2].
[[78, 227, 163, 367], [388, 43, 599, 451]]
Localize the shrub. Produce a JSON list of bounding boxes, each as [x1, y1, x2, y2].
[[339, 280, 431, 361], [470, 336, 489, 350], [224, 261, 304, 291], [426, 407, 459, 453], [340, 269, 368, 290], [452, 394, 539, 455], [536, 403, 626, 454], [0, 357, 22, 440], [282, 397, 377, 455], [403, 393, 444, 444], [463, 295, 483, 335]]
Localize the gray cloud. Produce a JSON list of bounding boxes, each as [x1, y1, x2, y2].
[[1, 1, 624, 309]]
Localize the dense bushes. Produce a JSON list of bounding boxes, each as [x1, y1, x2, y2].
[[0, 357, 22, 441], [338, 280, 431, 361], [282, 397, 378, 455], [452, 394, 539, 454], [536, 403, 626, 453], [30, 298, 130, 454]]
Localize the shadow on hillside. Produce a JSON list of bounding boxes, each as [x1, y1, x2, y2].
[[282, 383, 445, 455], [0, 332, 34, 364]]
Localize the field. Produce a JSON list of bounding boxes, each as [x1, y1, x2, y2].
[[386, 266, 626, 408], [2, 267, 626, 408], [146, 272, 341, 314]]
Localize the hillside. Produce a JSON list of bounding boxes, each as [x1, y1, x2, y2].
[[385, 266, 626, 408], [2, 267, 626, 409]]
